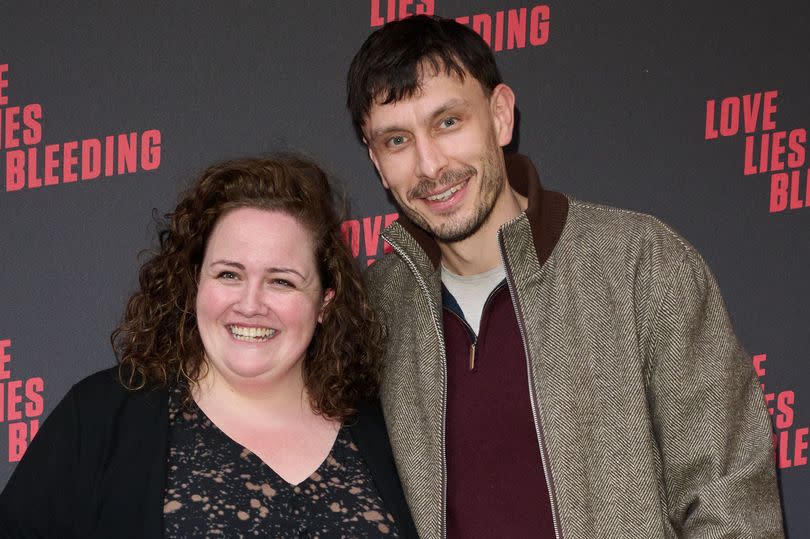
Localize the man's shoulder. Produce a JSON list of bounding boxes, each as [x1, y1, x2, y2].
[[364, 251, 413, 294], [563, 198, 696, 262]]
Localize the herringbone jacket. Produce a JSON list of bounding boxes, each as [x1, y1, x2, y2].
[[365, 154, 784, 539]]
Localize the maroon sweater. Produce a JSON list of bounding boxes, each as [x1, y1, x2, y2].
[[443, 283, 555, 538]]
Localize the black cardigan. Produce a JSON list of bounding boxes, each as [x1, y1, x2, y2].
[[0, 368, 417, 538]]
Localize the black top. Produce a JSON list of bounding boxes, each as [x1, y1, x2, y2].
[[163, 387, 399, 538], [0, 367, 417, 539]]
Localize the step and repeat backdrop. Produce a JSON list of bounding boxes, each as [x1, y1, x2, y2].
[[1, 1, 808, 535]]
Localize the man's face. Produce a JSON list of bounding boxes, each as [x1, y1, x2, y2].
[[363, 72, 514, 243]]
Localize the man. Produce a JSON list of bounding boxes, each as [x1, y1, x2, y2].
[[346, 15, 783, 539]]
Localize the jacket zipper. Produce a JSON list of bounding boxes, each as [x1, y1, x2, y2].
[[444, 282, 507, 371], [498, 228, 563, 539], [443, 309, 476, 371], [385, 238, 449, 539]]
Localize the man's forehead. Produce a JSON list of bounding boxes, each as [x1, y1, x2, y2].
[[372, 63, 468, 107], [367, 71, 483, 119]]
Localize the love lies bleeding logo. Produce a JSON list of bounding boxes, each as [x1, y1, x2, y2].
[[0, 339, 45, 463], [0, 63, 162, 194], [342, 212, 398, 266], [369, 1, 551, 53], [704, 89, 809, 213], [753, 353, 808, 469]]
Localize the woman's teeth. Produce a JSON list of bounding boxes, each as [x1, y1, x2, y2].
[[228, 326, 276, 341]]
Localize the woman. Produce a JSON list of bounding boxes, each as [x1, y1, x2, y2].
[[0, 156, 417, 538]]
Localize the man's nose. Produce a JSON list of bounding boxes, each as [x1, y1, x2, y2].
[[414, 137, 449, 180]]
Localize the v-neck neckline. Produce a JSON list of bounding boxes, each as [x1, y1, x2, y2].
[[177, 393, 344, 489]]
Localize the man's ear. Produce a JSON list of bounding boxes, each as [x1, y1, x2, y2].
[[318, 288, 335, 324], [490, 83, 516, 147], [366, 144, 390, 189]]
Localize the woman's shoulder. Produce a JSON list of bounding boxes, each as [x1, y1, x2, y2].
[[71, 365, 164, 399], [71, 365, 126, 396], [36, 365, 171, 469], [62, 365, 169, 425]]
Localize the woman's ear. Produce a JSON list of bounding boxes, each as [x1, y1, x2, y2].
[[318, 288, 336, 323]]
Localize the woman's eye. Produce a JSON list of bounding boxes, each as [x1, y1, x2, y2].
[[217, 271, 238, 280], [272, 278, 293, 288]]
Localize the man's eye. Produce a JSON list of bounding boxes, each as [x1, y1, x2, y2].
[[388, 135, 407, 147], [441, 117, 458, 128]]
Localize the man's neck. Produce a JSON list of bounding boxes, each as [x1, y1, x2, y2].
[[439, 186, 528, 275]]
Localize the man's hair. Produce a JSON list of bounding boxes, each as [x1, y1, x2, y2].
[[346, 15, 503, 140], [112, 155, 383, 420]]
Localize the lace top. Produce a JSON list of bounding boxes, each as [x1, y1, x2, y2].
[[162, 387, 399, 538]]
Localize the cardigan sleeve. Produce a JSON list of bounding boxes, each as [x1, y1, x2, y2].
[[646, 250, 784, 538], [0, 384, 84, 538]]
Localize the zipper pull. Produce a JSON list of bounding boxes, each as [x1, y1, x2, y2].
[[469, 342, 476, 371]]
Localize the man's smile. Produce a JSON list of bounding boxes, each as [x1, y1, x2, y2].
[[424, 179, 469, 202]]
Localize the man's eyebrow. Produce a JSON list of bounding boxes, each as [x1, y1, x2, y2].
[[429, 98, 468, 121], [368, 125, 403, 143], [367, 98, 469, 142]]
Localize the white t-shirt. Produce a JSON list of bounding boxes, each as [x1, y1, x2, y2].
[[441, 264, 507, 336]]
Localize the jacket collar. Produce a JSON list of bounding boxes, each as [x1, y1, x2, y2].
[[387, 152, 569, 269]]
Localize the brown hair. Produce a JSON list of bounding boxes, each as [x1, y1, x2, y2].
[[112, 155, 383, 420], [346, 15, 502, 141]]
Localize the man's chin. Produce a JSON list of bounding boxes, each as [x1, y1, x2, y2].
[[432, 225, 479, 243], [399, 204, 482, 243], [426, 203, 495, 243], [425, 216, 482, 243]]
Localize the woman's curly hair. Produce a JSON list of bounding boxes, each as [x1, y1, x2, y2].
[[112, 155, 384, 420]]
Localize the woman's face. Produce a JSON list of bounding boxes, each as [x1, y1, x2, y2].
[[195, 207, 332, 391]]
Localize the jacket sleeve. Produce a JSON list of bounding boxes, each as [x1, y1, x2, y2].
[[0, 385, 83, 538], [646, 250, 784, 538]]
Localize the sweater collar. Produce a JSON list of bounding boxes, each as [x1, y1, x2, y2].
[[390, 152, 569, 269]]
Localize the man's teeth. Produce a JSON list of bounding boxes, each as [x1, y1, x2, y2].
[[229, 326, 276, 341], [426, 182, 464, 202]]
